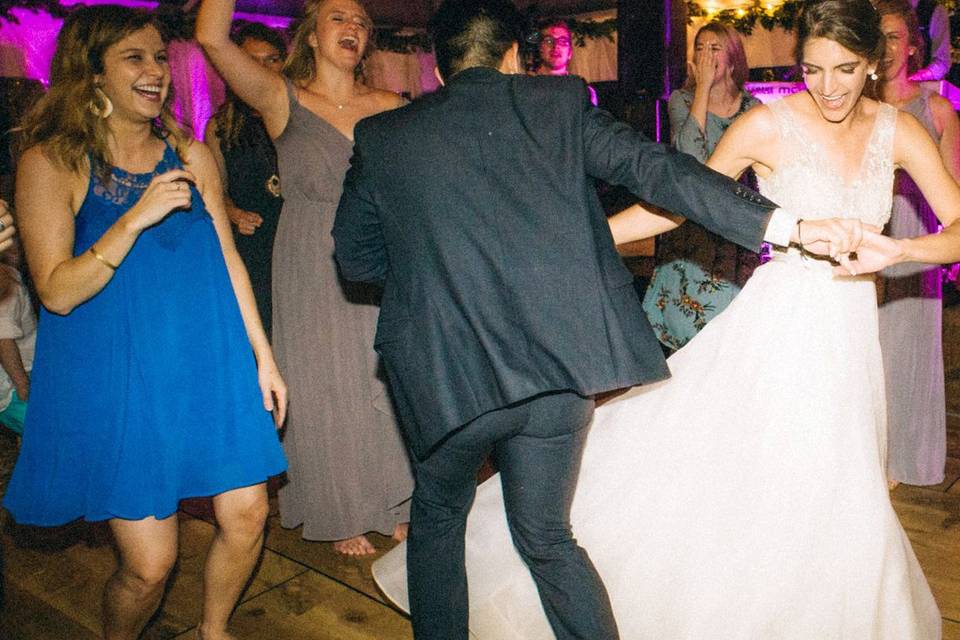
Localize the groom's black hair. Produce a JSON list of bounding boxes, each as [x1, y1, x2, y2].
[[429, 0, 527, 80]]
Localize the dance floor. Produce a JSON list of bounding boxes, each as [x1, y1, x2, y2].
[[1, 307, 959, 639]]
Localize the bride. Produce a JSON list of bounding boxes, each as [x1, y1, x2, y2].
[[373, 0, 957, 637]]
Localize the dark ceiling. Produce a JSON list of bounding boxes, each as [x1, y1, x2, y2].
[[235, 0, 617, 27]]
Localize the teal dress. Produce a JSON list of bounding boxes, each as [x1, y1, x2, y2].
[[642, 89, 761, 350], [3, 143, 287, 525]]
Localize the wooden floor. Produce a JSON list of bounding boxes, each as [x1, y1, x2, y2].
[[2, 308, 960, 639]]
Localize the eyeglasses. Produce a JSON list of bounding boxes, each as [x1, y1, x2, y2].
[[541, 36, 571, 47]]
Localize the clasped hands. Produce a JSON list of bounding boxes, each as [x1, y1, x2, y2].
[[794, 218, 900, 276]]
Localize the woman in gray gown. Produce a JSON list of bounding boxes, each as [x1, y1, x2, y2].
[[197, 0, 413, 555], [876, 0, 959, 486]]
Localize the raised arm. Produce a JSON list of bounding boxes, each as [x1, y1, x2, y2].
[[195, 0, 288, 138], [16, 147, 193, 315], [184, 139, 286, 425]]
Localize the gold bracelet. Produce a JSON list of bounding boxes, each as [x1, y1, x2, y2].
[[89, 245, 119, 271]]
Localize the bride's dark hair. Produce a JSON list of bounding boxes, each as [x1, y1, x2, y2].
[[796, 0, 884, 63]]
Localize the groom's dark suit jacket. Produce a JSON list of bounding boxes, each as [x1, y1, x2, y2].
[[333, 67, 777, 460]]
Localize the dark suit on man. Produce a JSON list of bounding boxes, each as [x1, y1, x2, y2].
[[333, 67, 778, 639]]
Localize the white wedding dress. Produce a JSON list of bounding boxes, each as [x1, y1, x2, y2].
[[373, 99, 942, 639]]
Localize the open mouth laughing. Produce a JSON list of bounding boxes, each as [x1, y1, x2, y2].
[[134, 84, 163, 101], [338, 35, 360, 52]]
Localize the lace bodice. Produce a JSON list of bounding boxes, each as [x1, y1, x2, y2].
[[758, 99, 896, 230], [76, 144, 208, 255]]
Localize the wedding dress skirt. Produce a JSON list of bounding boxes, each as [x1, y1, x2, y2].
[[372, 100, 941, 639], [374, 251, 940, 639]]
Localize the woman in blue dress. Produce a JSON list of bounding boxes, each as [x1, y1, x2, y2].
[[2, 6, 287, 639]]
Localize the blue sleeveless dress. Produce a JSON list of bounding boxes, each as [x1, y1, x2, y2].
[[3, 144, 287, 525]]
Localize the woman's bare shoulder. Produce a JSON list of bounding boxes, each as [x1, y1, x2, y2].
[[16, 144, 87, 214], [927, 92, 958, 131], [18, 145, 85, 192], [361, 86, 406, 113], [180, 138, 220, 190], [728, 101, 778, 138]]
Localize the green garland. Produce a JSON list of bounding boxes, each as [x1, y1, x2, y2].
[[567, 18, 618, 47], [686, 0, 955, 35], [685, 1, 802, 35]]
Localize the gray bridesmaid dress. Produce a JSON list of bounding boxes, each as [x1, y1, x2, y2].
[[271, 81, 413, 539], [879, 88, 946, 486]]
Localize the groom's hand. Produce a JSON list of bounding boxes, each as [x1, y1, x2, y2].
[[793, 218, 881, 258], [833, 230, 905, 276]]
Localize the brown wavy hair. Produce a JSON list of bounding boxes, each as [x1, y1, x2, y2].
[[874, 0, 925, 76], [796, 0, 884, 63], [282, 0, 373, 85], [16, 5, 187, 182]]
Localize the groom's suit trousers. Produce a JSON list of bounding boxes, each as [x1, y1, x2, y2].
[[406, 391, 619, 640]]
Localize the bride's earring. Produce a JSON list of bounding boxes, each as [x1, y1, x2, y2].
[[868, 70, 879, 81], [89, 86, 113, 119]]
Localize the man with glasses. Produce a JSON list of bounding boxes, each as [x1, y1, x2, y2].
[[533, 19, 598, 105]]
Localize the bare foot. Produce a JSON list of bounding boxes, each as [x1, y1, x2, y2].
[[392, 522, 409, 542], [196, 625, 238, 640], [888, 479, 900, 491], [333, 534, 376, 556]]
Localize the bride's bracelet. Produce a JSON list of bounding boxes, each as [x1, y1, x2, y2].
[[796, 219, 809, 261]]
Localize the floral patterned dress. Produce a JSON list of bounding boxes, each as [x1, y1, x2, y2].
[[642, 89, 761, 350]]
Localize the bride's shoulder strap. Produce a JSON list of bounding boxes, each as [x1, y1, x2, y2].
[[874, 102, 898, 157], [762, 98, 796, 142]]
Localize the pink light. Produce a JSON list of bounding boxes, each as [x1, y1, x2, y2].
[[0, 3, 287, 135], [57, 0, 292, 29], [0, 8, 66, 85]]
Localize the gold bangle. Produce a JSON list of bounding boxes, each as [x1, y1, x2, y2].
[[89, 245, 119, 271]]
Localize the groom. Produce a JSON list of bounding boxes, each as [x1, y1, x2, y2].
[[332, 1, 865, 637]]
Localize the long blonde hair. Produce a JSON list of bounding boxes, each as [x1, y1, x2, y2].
[[17, 5, 187, 181], [683, 22, 750, 92], [282, 0, 372, 85]]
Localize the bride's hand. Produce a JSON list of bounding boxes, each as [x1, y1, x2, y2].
[[796, 219, 881, 258], [833, 231, 904, 276]]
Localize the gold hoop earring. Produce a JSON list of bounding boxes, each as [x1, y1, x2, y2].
[[89, 86, 113, 119]]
